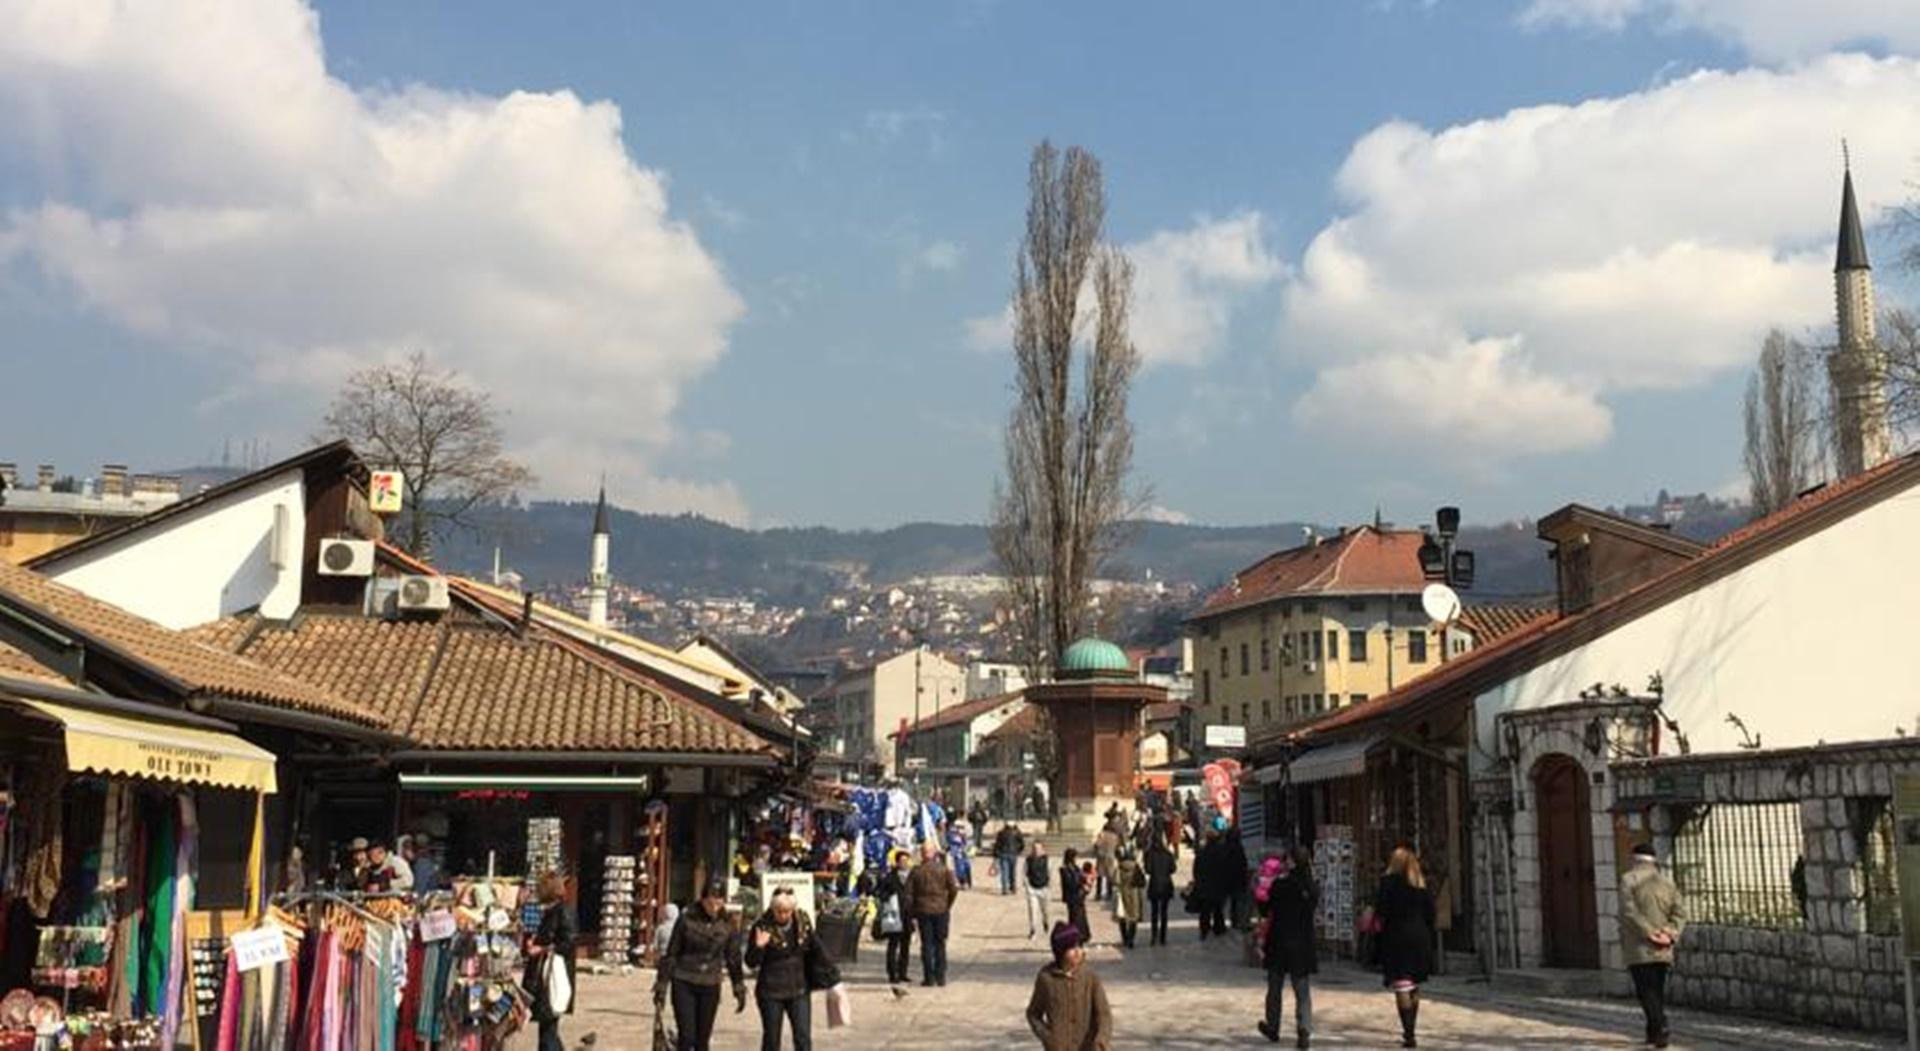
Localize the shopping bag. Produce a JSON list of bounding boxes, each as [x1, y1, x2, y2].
[[543, 953, 573, 1015], [878, 897, 904, 936], [825, 983, 852, 1029], [652, 1013, 674, 1051]]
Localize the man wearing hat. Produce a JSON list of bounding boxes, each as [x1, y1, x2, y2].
[[340, 837, 372, 890], [1026, 922, 1112, 1050], [1620, 843, 1685, 1048]]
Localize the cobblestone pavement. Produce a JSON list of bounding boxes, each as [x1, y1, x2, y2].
[[557, 868, 1903, 1050]]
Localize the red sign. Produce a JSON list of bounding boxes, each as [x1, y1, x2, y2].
[[1201, 762, 1236, 827]]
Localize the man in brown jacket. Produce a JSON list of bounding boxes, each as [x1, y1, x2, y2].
[[906, 841, 960, 986], [1028, 922, 1112, 1051], [1620, 843, 1685, 1048]]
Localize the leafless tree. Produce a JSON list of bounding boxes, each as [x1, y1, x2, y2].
[[318, 351, 533, 558], [1741, 329, 1822, 516], [1878, 306, 1920, 443], [990, 140, 1144, 677]]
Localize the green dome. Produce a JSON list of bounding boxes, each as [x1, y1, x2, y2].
[[1058, 637, 1131, 678]]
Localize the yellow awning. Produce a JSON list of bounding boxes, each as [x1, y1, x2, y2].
[[17, 700, 278, 794]]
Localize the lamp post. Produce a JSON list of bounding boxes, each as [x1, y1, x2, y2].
[[1416, 506, 1475, 663]]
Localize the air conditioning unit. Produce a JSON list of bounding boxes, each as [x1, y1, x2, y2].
[[317, 538, 375, 577], [396, 574, 450, 612], [1302, 661, 1318, 673]]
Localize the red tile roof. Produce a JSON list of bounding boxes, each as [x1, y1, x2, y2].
[[892, 690, 1024, 740], [1191, 526, 1430, 621], [1458, 604, 1553, 645], [0, 558, 381, 727], [1270, 452, 1920, 749]]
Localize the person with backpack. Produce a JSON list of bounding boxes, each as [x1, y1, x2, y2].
[[1025, 840, 1053, 939]]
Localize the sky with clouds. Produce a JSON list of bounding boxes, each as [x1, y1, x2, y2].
[[5, 1, 1920, 529]]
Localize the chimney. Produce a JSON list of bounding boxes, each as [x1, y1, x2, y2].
[[0, 463, 14, 489], [37, 465, 54, 492], [100, 464, 128, 499], [131, 474, 184, 501]]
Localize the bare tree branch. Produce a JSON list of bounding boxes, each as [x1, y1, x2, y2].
[[1742, 329, 1822, 516], [317, 351, 533, 558]]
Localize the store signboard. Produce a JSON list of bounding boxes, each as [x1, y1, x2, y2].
[[231, 925, 290, 973], [420, 910, 457, 942], [369, 470, 405, 514], [1204, 724, 1246, 749], [1895, 775, 1920, 958], [760, 870, 818, 919]]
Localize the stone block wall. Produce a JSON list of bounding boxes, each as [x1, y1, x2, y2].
[[1613, 739, 1918, 1033]]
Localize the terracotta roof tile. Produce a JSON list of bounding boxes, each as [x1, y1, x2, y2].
[[216, 610, 770, 755], [0, 559, 382, 727], [1458, 604, 1553, 645], [0, 641, 70, 687], [1192, 527, 1430, 621], [894, 690, 1024, 740]]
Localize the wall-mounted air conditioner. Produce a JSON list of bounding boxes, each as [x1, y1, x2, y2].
[[396, 574, 450, 612], [317, 538, 375, 577]]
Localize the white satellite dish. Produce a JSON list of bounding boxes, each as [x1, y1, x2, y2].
[[1421, 583, 1462, 628]]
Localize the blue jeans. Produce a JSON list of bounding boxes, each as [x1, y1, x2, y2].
[[1264, 971, 1313, 1035], [917, 912, 951, 983], [756, 990, 811, 1051], [998, 854, 1019, 894]]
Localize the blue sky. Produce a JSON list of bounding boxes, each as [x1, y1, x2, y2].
[[6, 1, 1920, 528]]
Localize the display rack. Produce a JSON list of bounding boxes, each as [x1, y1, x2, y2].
[[599, 854, 637, 967], [1313, 824, 1356, 948], [633, 802, 669, 965]]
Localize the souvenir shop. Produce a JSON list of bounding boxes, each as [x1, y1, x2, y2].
[[0, 695, 280, 1049]]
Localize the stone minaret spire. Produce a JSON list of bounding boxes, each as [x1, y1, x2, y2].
[[588, 482, 611, 628], [1829, 154, 1892, 478]]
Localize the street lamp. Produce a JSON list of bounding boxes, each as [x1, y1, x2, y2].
[[1418, 506, 1474, 662]]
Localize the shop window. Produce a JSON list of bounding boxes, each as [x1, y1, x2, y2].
[[1670, 801, 1805, 929], [196, 787, 256, 910]]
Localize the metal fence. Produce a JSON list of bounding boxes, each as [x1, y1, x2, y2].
[[1669, 801, 1806, 930]]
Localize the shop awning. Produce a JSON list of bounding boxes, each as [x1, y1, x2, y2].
[[398, 773, 652, 793], [18, 699, 278, 794], [1281, 737, 1380, 785]]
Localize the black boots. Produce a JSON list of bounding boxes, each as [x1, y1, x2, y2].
[[1256, 1021, 1279, 1044], [1297, 1030, 1310, 1050], [1397, 1003, 1418, 1048]]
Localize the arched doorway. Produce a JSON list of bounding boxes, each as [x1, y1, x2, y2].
[[1534, 754, 1599, 968]]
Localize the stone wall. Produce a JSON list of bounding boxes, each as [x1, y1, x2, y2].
[[1613, 738, 1917, 1033]]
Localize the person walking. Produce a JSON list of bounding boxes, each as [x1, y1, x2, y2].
[[1060, 848, 1092, 945], [655, 880, 748, 1051], [994, 823, 1027, 896], [1193, 827, 1230, 940], [1026, 922, 1113, 1051], [1093, 824, 1120, 903], [1112, 845, 1145, 950], [1144, 836, 1176, 946], [875, 849, 915, 985], [905, 840, 959, 987], [744, 886, 823, 1051], [1373, 847, 1435, 1049], [1224, 826, 1252, 932], [524, 872, 577, 1051], [1256, 847, 1318, 1049], [1621, 843, 1685, 1049], [1024, 841, 1053, 939]]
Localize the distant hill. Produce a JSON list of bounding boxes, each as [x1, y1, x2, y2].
[[427, 502, 1634, 604]]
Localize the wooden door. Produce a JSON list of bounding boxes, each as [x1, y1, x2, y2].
[[1534, 755, 1599, 968]]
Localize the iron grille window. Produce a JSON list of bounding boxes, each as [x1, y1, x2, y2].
[[1670, 802, 1805, 929], [1856, 798, 1901, 937]]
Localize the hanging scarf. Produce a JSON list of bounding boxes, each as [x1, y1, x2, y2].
[[161, 792, 199, 1048], [140, 798, 177, 1016]]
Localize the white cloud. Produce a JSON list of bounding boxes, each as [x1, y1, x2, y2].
[[918, 239, 963, 273], [853, 106, 948, 153], [1519, 0, 1920, 62], [0, 0, 744, 516], [1134, 504, 1194, 525], [961, 212, 1281, 365], [1280, 54, 1920, 461]]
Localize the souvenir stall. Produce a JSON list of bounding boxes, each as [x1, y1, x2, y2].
[[0, 696, 279, 1050]]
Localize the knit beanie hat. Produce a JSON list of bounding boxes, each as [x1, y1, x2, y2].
[[1050, 921, 1083, 960]]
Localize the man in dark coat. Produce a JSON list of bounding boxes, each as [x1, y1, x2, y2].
[[1257, 847, 1318, 1048], [1193, 829, 1229, 939]]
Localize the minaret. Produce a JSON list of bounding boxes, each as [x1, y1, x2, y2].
[[1829, 155, 1892, 478], [588, 483, 611, 628]]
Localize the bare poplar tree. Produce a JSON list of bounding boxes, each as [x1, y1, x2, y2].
[[1878, 306, 1920, 440], [1742, 329, 1822, 516], [319, 351, 533, 558]]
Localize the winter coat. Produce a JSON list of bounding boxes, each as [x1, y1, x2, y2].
[[1373, 873, 1435, 986], [1261, 871, 1317, 977], [1026, 963, 1112, 1051], [1619, 862, 1686, 967], [905, 856, 960, 917], [1113, 858, 1146, 924], [743, 910, 816, 1000], [1144, 846, 1177, 901], [524, 902, 577, 1022], [1094, 831, 1120, 878], [1059, 862, 1087, 907], [1026, 854, 1052, 890], [995, 826, 1027, 858], [656, 905, 745, 992]]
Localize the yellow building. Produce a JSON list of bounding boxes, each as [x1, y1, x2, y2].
[[1186, 525, 1502, 736], [0, 463, 182, 564]]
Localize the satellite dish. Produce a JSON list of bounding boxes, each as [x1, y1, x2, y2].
[[1421, 583, 1462, 628]]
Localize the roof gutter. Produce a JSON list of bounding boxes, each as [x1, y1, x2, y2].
[[386, 749, 779, 769], [0, 674, 240, 733], [195, 696, 406, 746]]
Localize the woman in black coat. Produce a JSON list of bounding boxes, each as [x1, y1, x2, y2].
[[524, 872, 577, 1051], [1257, 847, 1317, 1048], [1059, 848, 1091, 944], [1373, 847, 1436, 1049], [1144, 837, 1177, 947]]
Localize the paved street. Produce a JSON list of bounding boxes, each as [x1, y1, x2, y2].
[[559, 864, 1901, 1050]]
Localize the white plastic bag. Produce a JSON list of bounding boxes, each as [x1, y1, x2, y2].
[[879, 897, 903, 935], [544, 953, 574, 1015], [825, 983, 852, 1029]]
